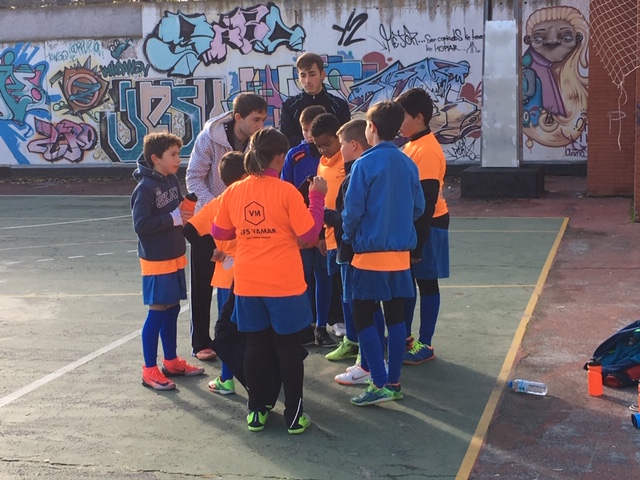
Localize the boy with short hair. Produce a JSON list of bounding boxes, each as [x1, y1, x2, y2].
[[281, 105, 331, 340], [131, 132, 205, 391], [395, 87, 450, 365], [185, 93, 268, 361], [280, 52, 351, 148], [311, 112, 348, 348], [186, 151, 246, 395], [341, 101, 425, 406]]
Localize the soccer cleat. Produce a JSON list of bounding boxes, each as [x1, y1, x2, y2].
[[288, 412, 311, 434], [247, 409, 269, 432], [195, 348, 217, 361], [314, 328, 337, 348], [331, 322, 347, 337], [208, 376, 235, 395], [142, 366, 176, 390], [325, 337, 359, 361], [335, 364, 371, 385], [162, 357, 205, 376], [350, 380, 397, 406], [403, 341, 435, 365]]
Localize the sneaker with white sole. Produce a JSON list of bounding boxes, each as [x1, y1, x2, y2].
[[335, 364, 371, 385], [208, 376, 235, 395], [331, 323, 347, 337]]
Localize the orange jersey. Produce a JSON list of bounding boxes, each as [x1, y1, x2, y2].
[[211, 238, 235, 289], [403, 132, 448, 218], [214, 173, 315, 297], [188, 196, 220, 237], [317, 149, 345, 250]]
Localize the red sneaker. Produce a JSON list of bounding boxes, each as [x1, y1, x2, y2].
[[162, 357, 205, 377], [142, 366, 176, 390]]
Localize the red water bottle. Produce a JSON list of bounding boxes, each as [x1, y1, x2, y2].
[[587, 361, 603, 397], [180, 192, 198, 214]]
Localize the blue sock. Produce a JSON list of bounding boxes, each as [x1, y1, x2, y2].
[[419, 294, 440, 346], [357, 326, 387, 388], [386, 322, 407, 385], [220, 362, 233, 382], [160, 304, 180, 361], [343, 301, 357, 342], [142, 309, 166, 367], [404, 292, 417, 337]]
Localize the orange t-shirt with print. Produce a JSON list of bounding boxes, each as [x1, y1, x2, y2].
[[214, 174, 315, 297], [403, 133, 448, 218], [316, 150, 344, 250]]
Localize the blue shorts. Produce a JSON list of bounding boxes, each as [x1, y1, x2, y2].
[[234, 294, 313, 335], [352, 267, 414, 301], [340, 263, 354, 302], [412, 226, 450, 280], [142, 269, 187, 306], [326, 248, 340, 275]]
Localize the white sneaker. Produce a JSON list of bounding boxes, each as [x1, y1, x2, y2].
[[335, 364, 371, 385], [331, 323, 347, 337]]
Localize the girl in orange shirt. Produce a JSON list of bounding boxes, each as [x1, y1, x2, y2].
[[212, 128, 327, 434]]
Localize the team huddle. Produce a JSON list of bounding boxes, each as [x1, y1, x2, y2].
[[130, 53, 450, 435]]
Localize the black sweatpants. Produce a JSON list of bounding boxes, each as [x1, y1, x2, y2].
[[183, 223, 215, 353], [244, 328, 306, 426]]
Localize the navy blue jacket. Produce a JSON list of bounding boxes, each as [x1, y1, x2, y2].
[[131, 162, 186, 261]]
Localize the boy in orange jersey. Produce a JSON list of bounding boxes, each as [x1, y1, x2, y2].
[[395, 88, 450, 365], [311, 112, 348, 348], [281, 105, 331, 343], [186, 151, 246, 395], [342, 101, 425, 406], [131, 132, 205, 391]]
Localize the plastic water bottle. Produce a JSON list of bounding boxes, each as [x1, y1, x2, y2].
[[180, 192, 198, 215], [508, 379, 548, 396]]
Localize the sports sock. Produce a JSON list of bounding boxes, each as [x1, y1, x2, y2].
[[160, 304, 180, 361], [220, 361, 233, 382], [419, 294, 440, 346], [357, 326, 386, 388], [386, 322, 407, 384], [142, 309, 167, 367]]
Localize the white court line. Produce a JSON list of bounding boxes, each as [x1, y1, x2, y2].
[[68, 256, 85, 259], [0, 304, 190, 409], [0, 215, 131, 230], [36, 258, 54, 262], [0, 240, 134, 252], [97, 252, 114, 256]]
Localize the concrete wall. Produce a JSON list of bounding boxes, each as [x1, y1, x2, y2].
[[0, 0, 587, 169]]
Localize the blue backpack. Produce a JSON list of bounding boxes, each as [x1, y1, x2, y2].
[[585, 320, 640, 388]]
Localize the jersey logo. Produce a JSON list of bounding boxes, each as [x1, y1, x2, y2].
[[244, 201, 265, 226], [293, 151, 306, 162]]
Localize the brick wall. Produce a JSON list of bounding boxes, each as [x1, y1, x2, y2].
[[587, 0, 637, 197]]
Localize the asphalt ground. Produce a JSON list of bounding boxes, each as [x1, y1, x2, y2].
[[1, 176, 638, 479]]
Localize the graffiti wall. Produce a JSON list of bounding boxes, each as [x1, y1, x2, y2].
[[521, 4, 589, 162], [0, 1, 486, 166]]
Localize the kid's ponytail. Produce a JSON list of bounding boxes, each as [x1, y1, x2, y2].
[[244, 127, 289, 176]]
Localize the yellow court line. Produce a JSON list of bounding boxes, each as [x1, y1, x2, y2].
[[451, 230, 560, 233], [455, 216, 569, 480], [441, 284, 536, 289]]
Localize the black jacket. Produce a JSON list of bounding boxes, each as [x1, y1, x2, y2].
[[280, 87, 350, 147]]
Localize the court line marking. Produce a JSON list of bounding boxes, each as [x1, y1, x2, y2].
[[455, 216, 569, 479], [0, 304, 190, 409], [0, 215, 131, 230], [0, 240, 135, 252]]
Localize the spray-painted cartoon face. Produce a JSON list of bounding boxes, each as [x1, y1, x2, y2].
[[525, 19, 583, 64]]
